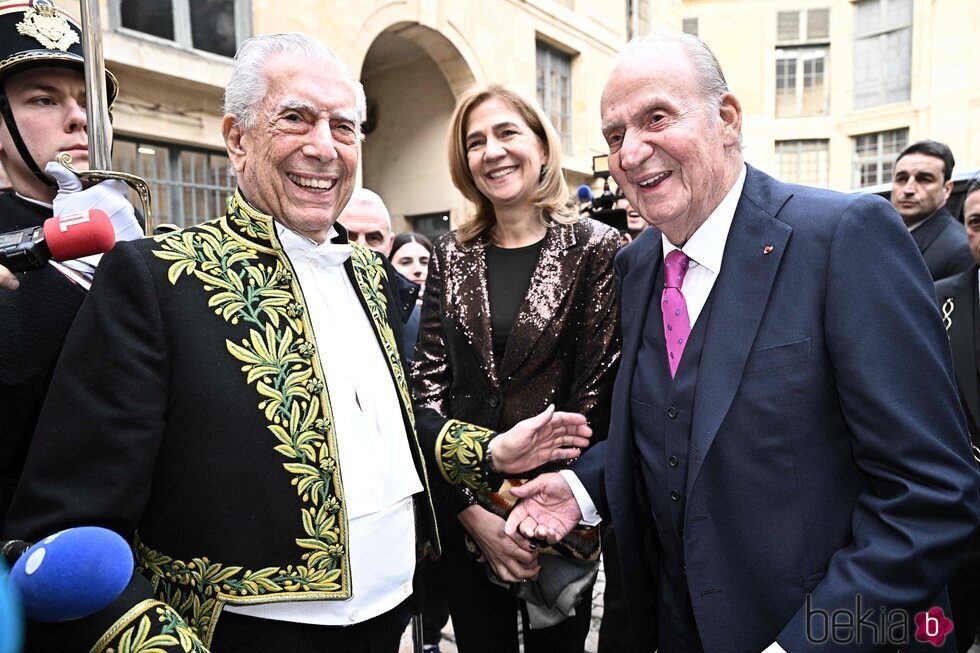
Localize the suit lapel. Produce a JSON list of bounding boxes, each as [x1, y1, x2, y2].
[[455, 237, 499, 388], [607, 232, 661, 511], [943, 270, 980, 430], [497, 224, 576, 380], [687, 168, 794, 497], [910, 208, 951, 254]]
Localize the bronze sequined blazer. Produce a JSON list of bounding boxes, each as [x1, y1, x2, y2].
[[412, 217, 621, 496]]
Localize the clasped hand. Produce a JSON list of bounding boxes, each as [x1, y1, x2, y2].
[[504, 472, 584, 548], [489, 404, 592, 475]]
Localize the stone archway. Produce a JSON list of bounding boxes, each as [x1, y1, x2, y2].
[[359, 23, 476, 238]]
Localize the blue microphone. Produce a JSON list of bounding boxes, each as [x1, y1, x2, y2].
[[9, 526, 133, 623], [576, 184, 594, 202], [0, 560, 23, 653]]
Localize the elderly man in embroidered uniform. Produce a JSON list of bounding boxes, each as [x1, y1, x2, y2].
[[4, 31, 587, 653]]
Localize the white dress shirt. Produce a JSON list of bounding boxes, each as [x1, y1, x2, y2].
[[562, 166, 785, 652], [560, 165, 746, 524], [224, 224, 423, 626]]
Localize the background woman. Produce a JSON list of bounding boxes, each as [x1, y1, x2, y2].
[[390, 231, 432, 364], [412, 83, 621, 653]]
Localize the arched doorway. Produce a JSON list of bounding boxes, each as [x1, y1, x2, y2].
[[359, 24, 476, 239]]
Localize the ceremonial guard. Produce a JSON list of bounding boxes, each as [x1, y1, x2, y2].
[[0, 0, 141, 528]]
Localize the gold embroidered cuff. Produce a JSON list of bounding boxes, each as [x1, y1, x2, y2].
[[435, 419, 498, 492], [89, 599, 209, 653]]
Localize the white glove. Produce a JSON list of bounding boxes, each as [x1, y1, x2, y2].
[[45, 161, 143, 243]]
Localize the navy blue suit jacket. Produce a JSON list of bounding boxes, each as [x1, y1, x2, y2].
[[574, 166, 980, 652]]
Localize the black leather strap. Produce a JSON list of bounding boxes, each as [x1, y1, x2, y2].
[[0, 86, 55, 190]]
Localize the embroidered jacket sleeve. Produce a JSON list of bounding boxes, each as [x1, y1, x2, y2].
[[411, 239, 501, 499]]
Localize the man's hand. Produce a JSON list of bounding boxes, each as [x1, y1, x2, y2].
[[46, 162, 143, 242], [490, 404, 592, 475], [0, 264, 18, 290], [505, 473, 582, 544], [458, 505, 540, 583]]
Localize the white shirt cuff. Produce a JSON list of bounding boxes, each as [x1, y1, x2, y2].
[[557, 470, 602, 526]]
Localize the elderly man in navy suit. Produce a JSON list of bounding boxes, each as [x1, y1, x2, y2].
[[503, 33, 980, 653]]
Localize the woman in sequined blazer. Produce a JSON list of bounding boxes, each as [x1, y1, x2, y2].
[[412, 83, 621, 653]]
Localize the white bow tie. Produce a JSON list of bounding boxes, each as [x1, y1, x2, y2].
[[302, 243, 353, 267]]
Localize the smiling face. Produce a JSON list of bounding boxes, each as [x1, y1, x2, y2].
[[222, 53, 359, 243], [891, 153, 952, 226], [600, 41, 742, 245], [0, 66, 105, 202], [463, 97, 546, 214]]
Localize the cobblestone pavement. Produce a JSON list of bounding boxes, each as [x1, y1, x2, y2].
[[400, 558, 980, 653]]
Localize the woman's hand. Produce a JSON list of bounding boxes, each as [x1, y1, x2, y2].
[[458, 505, 540, 583], [489, 405, 592, 475]]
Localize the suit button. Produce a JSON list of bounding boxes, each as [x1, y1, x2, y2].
[[488, 395, 499, 408], [680, 528, 685, 540], [668, 456, 679, 467], [666, 407, 678, 419], [670, 490, 680, 501]]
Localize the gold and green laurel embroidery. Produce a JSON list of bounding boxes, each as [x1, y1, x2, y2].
[[147, 202, 349, 637], [91, 599, 207, 653], [349, 244, 414, 430], [349, 245, 440, 549], [435, 419, 496, 492]]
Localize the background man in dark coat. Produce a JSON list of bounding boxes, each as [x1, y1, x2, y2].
[[935, 180, 980, 652], [891, 140, 974, 281]]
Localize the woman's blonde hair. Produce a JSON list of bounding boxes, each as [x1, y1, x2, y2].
[[447, 83, 576, 244]]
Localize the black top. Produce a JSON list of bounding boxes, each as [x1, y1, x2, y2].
[[485, 238, 545, 366]]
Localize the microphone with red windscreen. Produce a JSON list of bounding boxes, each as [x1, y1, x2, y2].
[[0, 209, 115, 273]]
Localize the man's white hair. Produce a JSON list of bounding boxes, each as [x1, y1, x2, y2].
[[222, 32, 367, 133], [618, 32, 730, 111], [617, 32, 741, 148]]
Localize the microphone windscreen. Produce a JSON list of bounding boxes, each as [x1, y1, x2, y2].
[[0, 561, 23, 653], [576, 185, 594, 202], [9, 527, 133, 623], [42, 209, 115, 262]]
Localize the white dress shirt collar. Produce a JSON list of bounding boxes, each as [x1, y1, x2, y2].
[[662, 164, 747, 273]]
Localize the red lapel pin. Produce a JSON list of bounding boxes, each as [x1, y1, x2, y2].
[[763, 245, 774, 255]]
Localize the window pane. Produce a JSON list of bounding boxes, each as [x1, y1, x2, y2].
[[535, 42, 572, 150], [807, 9, 830, 40], [854, 0, 881, 37], [852, 128, 908, 187], [777, 11, 800, 42], [776, 140, 829, 187], [120, 0, 174, 41], [190, 0, 237, 57], [112, 138, 236, 227], [884, 27, 911, 104], [885, 0, 912, 29]]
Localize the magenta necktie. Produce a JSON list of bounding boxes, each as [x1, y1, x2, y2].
[[662, 249, 692, 378]]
